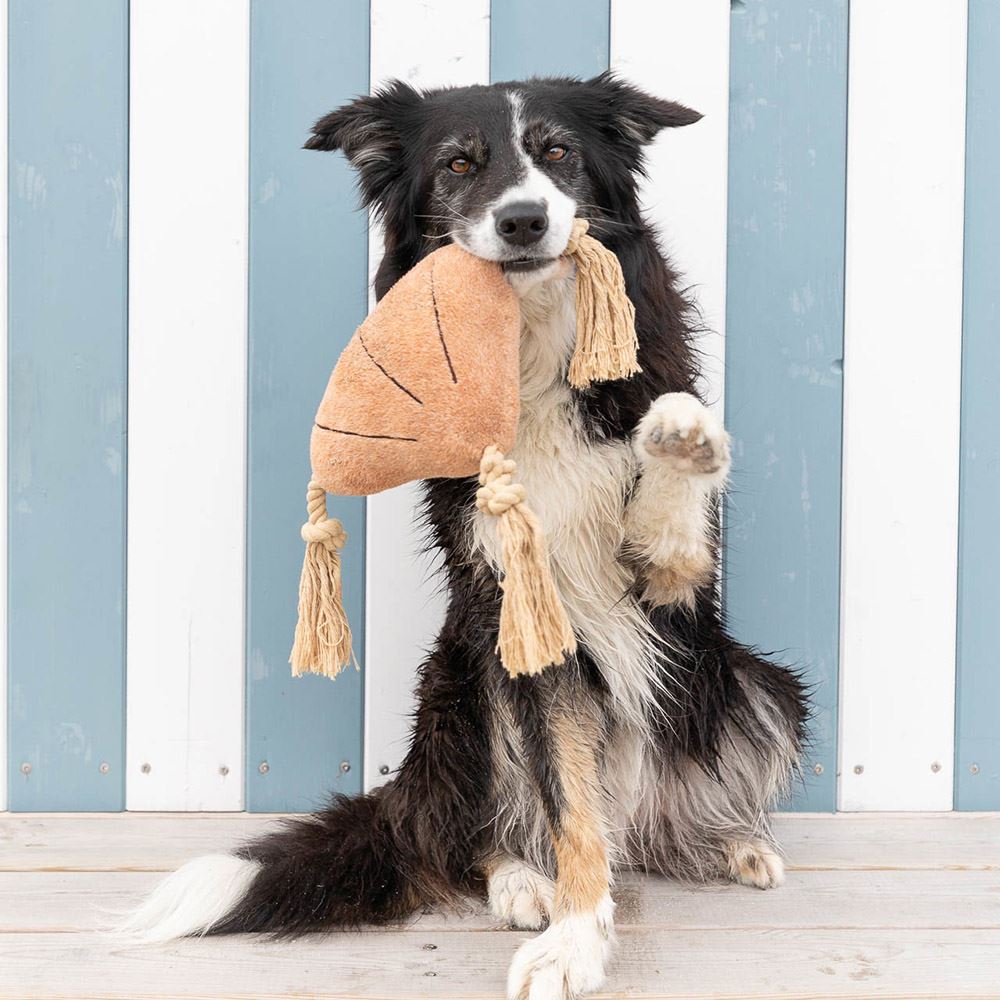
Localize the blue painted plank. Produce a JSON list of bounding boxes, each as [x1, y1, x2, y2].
[[246, 0, 369, 811], [955, 4, 1000, 811], [7, 0, 128, 810], [490, 0, 609, 81], [724, 0, 848, 811]]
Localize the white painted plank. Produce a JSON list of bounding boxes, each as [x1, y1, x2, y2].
[[838, 2, 968, 811], [3, 813, 999, 874], [611, 0, 730, 411], [0, 0, 8, 813], [126, 2, 250, 810], [5, 868, 1000, 935], [364, 0, 490, 792], [4, 928, 1000, 999]]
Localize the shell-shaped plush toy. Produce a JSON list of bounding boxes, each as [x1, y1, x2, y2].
[[310, 244, 521, 496], [293, 220, 640, 682]]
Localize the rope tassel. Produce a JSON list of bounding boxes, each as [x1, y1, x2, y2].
[[289, 482, 355, 680], [563, 218, 641, 389], [476, 446, 576, 677]]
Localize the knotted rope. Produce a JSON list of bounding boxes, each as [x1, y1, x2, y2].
[[476, 446, 576, 677], [475, 449, 525, 515], [562, 218, 641, 389], [300, 484, 348, 549], [289, 481, 354, 679]]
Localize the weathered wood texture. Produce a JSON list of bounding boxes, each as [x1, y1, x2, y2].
[[4, 813, 999, 872], [0, 814, 998, 998], [4, 928, 1000, 999], [4, 869, 999, 936]]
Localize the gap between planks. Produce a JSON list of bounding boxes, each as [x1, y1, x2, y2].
[[4, 812, 999, 873], [4, 869, 1000, 935]]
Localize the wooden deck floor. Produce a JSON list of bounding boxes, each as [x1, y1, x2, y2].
[[1, 812, 998, 999]]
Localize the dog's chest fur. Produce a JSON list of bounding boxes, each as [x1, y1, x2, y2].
[[471, 272, 660, 729]]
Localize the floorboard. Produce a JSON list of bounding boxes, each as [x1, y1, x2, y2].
[[3, 869, 999, 935], [0, 813, 997, 998], [4, 812, 999, 872], [3, 928, 1000, 999]]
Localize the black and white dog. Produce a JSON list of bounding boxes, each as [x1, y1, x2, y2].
[[129, 73, 807, 1000]]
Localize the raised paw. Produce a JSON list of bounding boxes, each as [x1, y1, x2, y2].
[[724, 840, 785, 890], [488, 858, 555, 931], [507, 897, 615, 1000], [634, 392, 730, 479]]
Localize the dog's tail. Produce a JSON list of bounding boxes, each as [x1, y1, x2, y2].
[[123, 787, 462, 940]]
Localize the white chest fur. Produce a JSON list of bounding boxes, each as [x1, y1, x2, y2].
[[471, 272, 661, 729]]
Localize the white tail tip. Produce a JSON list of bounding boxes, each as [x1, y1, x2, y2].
[[119, 854, 259, 942]]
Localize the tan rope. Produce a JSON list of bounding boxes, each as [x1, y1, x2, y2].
[[477, 446, 576, 677], [562, 218, 641, 389], [300, 484, 348, 549], [289, 481, 355, 679], [563, 216, 590, 258]]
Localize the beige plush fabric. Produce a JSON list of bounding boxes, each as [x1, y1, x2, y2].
[[310, 244, 520, 496]]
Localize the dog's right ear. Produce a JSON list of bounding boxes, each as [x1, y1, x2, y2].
[[305, 81, 419, 206]]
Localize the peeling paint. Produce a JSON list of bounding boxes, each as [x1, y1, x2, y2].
[[258, 174, 281, 204], [15, 160, 47, 206], [106, 171, 125, 246]]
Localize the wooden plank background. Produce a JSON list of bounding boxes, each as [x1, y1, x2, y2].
[[126, 0, 250, 812], [611, 1, 730, 413], [244, 0, 369, 811], [839, 1, 967, 811], [6, 0, 129, 811], [0, 0, 7, 815], [724, 0, 849, 811], [955, 0, 1000, 810], [2, 0, 996, 814], [363, 0, 490, 793]]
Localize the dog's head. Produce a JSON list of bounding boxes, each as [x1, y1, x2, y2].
[[307, 73, 700, 287]]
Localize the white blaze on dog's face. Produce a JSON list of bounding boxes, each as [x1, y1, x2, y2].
[[457, 93, 578, 292], [414, 86, 600, 294]]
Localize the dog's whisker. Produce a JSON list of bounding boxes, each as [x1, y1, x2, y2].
[[429, 193, 475, 222]]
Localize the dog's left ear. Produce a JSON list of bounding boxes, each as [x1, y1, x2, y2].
[[584, 71, 702, 144]]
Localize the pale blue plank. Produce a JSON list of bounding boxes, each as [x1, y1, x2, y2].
[[7, 0, 128, 810], [246, 0, 369, 811], [724, 0, 848, 811], [955, 3, 999, 810], [490, 0, 609, 81]]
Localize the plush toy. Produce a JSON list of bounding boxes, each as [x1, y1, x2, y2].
[[290, 219, 640, 681]]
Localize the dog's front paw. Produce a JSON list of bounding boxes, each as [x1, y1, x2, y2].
[[507, 898, 614, 1000], [634, 392, 730, 480]]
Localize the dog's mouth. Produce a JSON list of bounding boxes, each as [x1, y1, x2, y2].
[[501, 256, 556, 274]]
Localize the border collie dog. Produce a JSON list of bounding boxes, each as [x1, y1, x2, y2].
[[130, 73, 807, 999]]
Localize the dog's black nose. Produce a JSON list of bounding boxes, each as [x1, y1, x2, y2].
[[495, 202, 548, 247]]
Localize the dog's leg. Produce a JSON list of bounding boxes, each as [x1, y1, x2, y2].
[[626, 391, 730, 608], [506, 711, 614, 1000], [635, 643, 805, 889], [487, 856, 555, 930]]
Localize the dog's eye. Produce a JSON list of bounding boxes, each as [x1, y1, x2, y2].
[[449, 158, 473, 174], [545, 146, 568, 162]]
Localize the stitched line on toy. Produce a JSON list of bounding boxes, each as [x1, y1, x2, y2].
[[429, 263, 458, 384], [314, 423, 418, 443], [358, 334, 423, 405]]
